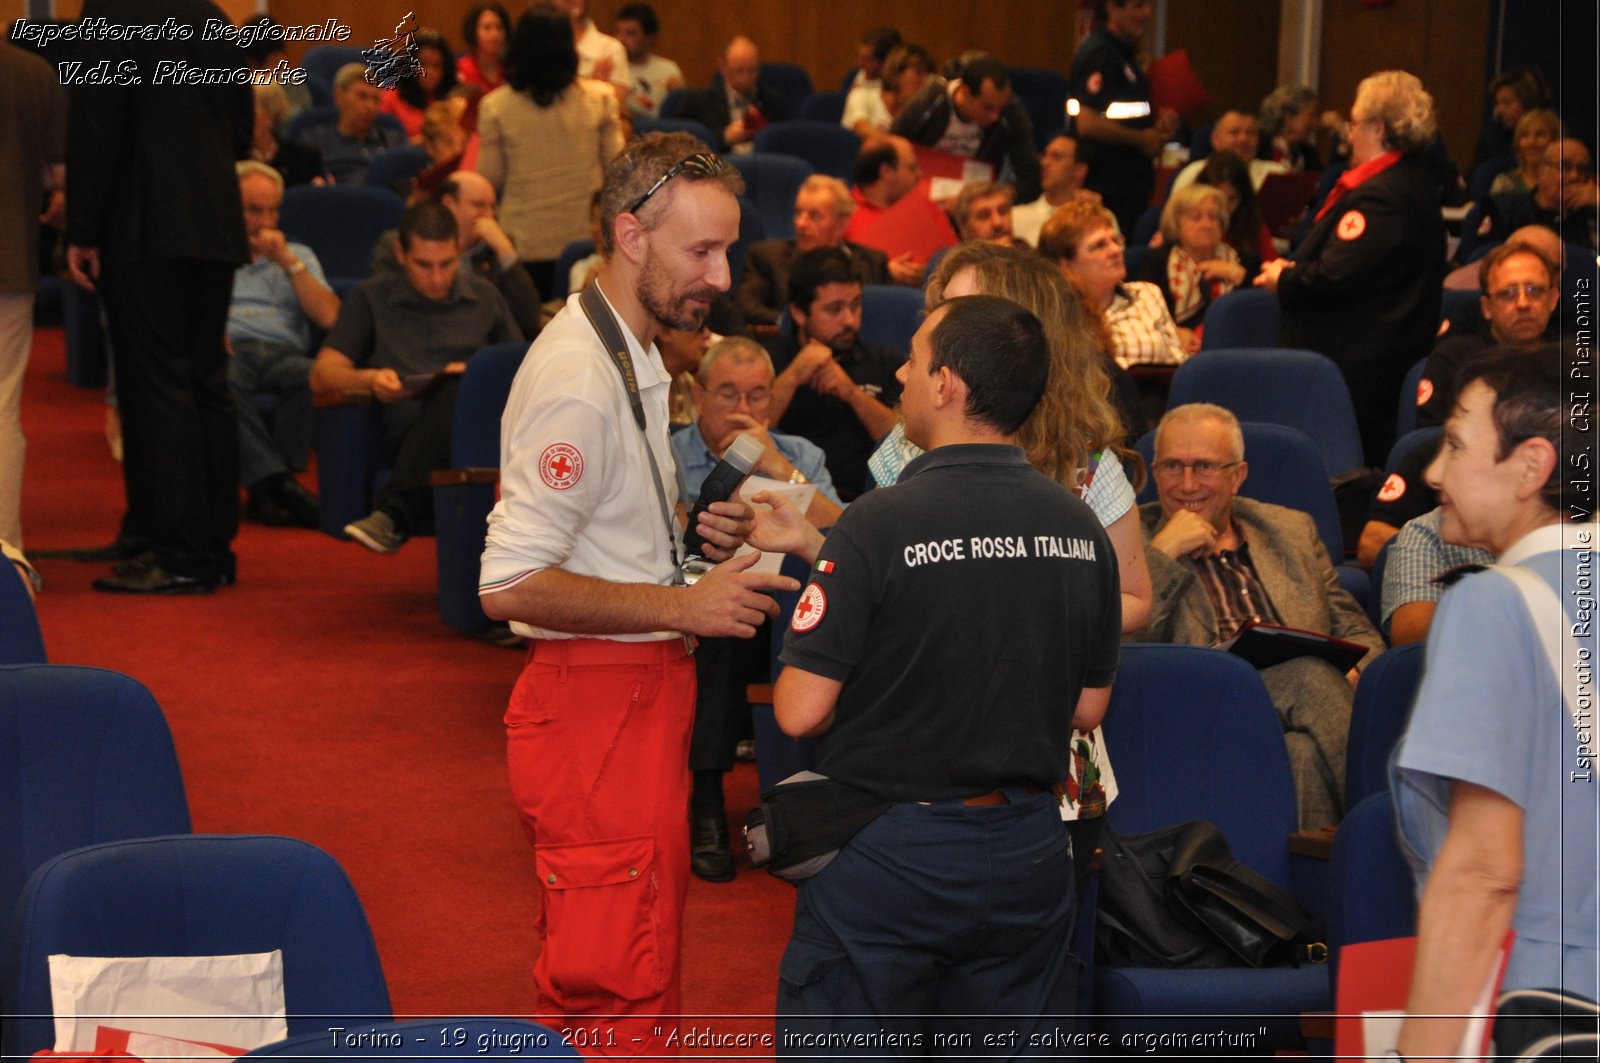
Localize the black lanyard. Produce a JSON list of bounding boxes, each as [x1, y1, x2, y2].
[[578, 280, 683, 576]]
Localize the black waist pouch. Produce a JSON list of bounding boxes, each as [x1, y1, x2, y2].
[[742, 771, 892, 883]]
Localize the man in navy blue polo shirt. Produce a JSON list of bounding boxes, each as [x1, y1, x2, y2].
[[773, 294, 1120, 1049]]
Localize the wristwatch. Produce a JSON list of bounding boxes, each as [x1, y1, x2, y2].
[[285, 259, 307, 277], [788, 468, 809, 484]]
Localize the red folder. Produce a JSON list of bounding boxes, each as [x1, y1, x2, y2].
[[1334, 932, 1515, 1061], [855, 181, 959, 264]]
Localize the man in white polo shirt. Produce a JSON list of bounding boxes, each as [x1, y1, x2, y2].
[[479, 132, 797, 1058]]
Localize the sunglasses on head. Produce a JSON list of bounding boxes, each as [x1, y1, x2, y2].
[[626, 152, 729, 216]]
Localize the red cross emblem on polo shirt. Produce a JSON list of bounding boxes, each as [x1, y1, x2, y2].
[[791, 584, 827, 632], [539, 443, 584, 491]]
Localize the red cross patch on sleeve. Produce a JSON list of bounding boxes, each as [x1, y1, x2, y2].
[[1377, 473, 1407, 504], [1336, 210, 1367, 241], [1086, 71, 1103, 96], [790, 584, 827, 633], [539, 443, 584, 490], [1416, 378, 1434, 407]]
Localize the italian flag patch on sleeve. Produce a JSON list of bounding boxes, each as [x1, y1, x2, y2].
[[814, 559, 835, 575]]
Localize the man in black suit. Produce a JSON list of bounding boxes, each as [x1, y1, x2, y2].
[[676, 35, 788, 154], [66, 0, 254, 593], [735, 175, 889, 326]]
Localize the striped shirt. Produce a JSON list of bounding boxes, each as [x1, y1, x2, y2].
[[1107, 281, 1190, 368], [1192, 532, 1283, 641]]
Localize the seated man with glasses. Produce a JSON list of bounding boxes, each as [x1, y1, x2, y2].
[[1487, 137, 1598, 250], [1355, 240, 1562, 566], [670, 335, 843, 882], [1131, 403, 1385, 829]]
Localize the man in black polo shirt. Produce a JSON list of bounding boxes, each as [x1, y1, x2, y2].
[[309, 201, 522, 553], [763, 247, 902, 501], [773, 294, 1120, 1046], [1069, 0, 1179, 234]]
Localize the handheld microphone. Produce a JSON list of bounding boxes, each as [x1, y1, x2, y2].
[[682, 432, 765, 557]]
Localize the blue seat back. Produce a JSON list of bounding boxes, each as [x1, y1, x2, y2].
[[1188, 122, 1215, 163], [4, 834, 391, 1058], [1136, 421, 1346, 558], [302, 72, 332, 107], [759, 62, 813, 117], [1007, 67, 1071, 150], [0, 566, 45, 664], [1100, 645, 1299, 888], [754, 120, 860, 182], [300, 45, 366, 88], [798, 90, 846, 123], [727, 154, 813, 243], [1199, 287, 1281, 350], [363, 144, 430, 196], [1384, 425, 1441, 476], [632, 112, 715, 147], [450, 343, 528, 468], [1345, 643, 1426, 807], [551, 239, 597, 301], [0, 665, 190, 954], [1122, 243, 1147, 278], [857, 284, 923, 358], [1167, 347, 1366, 478], [1130, 204, 1162, 248], [1327, 791, 1416, 987], [279, 185, 406, 281], [245, 1018, 578, 1058], [659, 87, 689, 119], [731, 194, 767, 288]]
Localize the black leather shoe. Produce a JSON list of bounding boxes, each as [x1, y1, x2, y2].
[[690, 815, 736, 882], [70, 535, 149, 563], [275, 477, 321, 529], [93, 563, 215, 595]]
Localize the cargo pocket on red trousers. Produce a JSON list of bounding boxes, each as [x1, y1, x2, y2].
[[535, 835, 665, 1002]]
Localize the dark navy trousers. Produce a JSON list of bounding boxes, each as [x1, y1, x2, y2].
[[776, 791, 1078, 1058]]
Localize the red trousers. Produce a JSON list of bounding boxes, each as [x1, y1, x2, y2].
[[505, 638, 696, 1059]]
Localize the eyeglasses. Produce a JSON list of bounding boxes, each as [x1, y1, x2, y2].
[[706, 386, 771, 409], [1152, 459, 1241, 481], [1489, 282, 1551, 305], [626, 152, 728, 216]]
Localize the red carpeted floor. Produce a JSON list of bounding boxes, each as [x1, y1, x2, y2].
[[17, 324, 795, 1042]]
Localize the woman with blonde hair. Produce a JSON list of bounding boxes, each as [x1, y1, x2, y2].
[[1138, 183, 1247, 346], [1488, 108, 1564, 197]]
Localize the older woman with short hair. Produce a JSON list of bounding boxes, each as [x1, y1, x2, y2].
[[1256, 70, 1446, 464], [1138, 183, 1246, 347], [1041, 201, 1189, 367], [1489, 107, 1565, 197]]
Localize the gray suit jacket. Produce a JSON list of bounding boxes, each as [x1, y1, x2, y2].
[[734, 239, 889, 325], [1130, 497, 1384, 670]]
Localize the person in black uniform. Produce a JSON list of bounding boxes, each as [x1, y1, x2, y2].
[[1256, 69, 1446, 467], [1068, 0, 1179, 235], [65, 0, 254, 592], [771, 294, 1121, 1049]]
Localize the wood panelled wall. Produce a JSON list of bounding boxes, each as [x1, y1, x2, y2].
[[1317, 0, 1491, 170], [10, 0, 1493, 171]]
